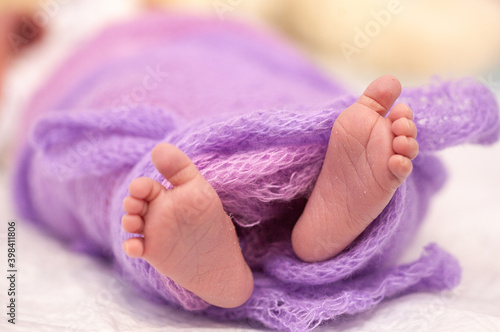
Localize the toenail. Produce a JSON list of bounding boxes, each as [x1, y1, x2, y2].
[[404, 105, 413, 119]]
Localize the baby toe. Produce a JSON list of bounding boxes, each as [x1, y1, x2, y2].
[[388, 155, 413, 181], [123, 237, 145, 258], [392, 117, 417, 138], [123, 196, 148, 216], [129, 177, 163, 202], [122, 214, 145, 234], [393, 136, 419, 159], [388, 103, 413, 122], [151, 143, 201, 187]]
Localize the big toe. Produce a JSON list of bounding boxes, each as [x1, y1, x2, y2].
[[357, 75, 402, 116], [151, 143, 219, 219], [151, 143, 200, 187]]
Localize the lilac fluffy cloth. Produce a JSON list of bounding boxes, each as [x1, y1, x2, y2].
[[13, 13, 499, 331]]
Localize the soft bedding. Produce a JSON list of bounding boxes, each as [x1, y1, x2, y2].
[[0, 2, 499, 331]]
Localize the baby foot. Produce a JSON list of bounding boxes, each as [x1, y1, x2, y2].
[[292, 76, 419, 262], [122, 143, 253, 308]]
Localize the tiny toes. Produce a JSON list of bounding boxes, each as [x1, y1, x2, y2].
[[393, 136, 419, 159], [123, 196, 148, 216], [123, 237, 145, 258], [122, 214, 145, 234], [129, 177, 163, 202], [392, 117, 417, 138], [388, 103, 413, 121], [388, 155, 413, 180]]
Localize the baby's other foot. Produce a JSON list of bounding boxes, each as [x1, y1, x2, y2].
[[122, 143, 253, 308], [292, 76, 419, 262]]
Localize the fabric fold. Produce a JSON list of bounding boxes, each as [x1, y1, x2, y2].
[[12, 13, 500, 331]]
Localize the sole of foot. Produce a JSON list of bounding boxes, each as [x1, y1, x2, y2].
[[292, 75, 419, 262], [122, 143, 254, 308]]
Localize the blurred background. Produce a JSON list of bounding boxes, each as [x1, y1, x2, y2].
[[0, 0, 499, 331]]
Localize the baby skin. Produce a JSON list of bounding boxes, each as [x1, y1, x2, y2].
[[121, 76, 419, 308]]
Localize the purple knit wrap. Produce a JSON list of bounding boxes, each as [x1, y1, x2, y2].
[[13, 13, 500, 331]]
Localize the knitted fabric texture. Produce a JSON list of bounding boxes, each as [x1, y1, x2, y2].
[[13, 13, 500, 331]]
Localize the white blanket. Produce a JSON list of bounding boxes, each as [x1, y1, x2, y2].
[[1, 1, 499, 330]]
